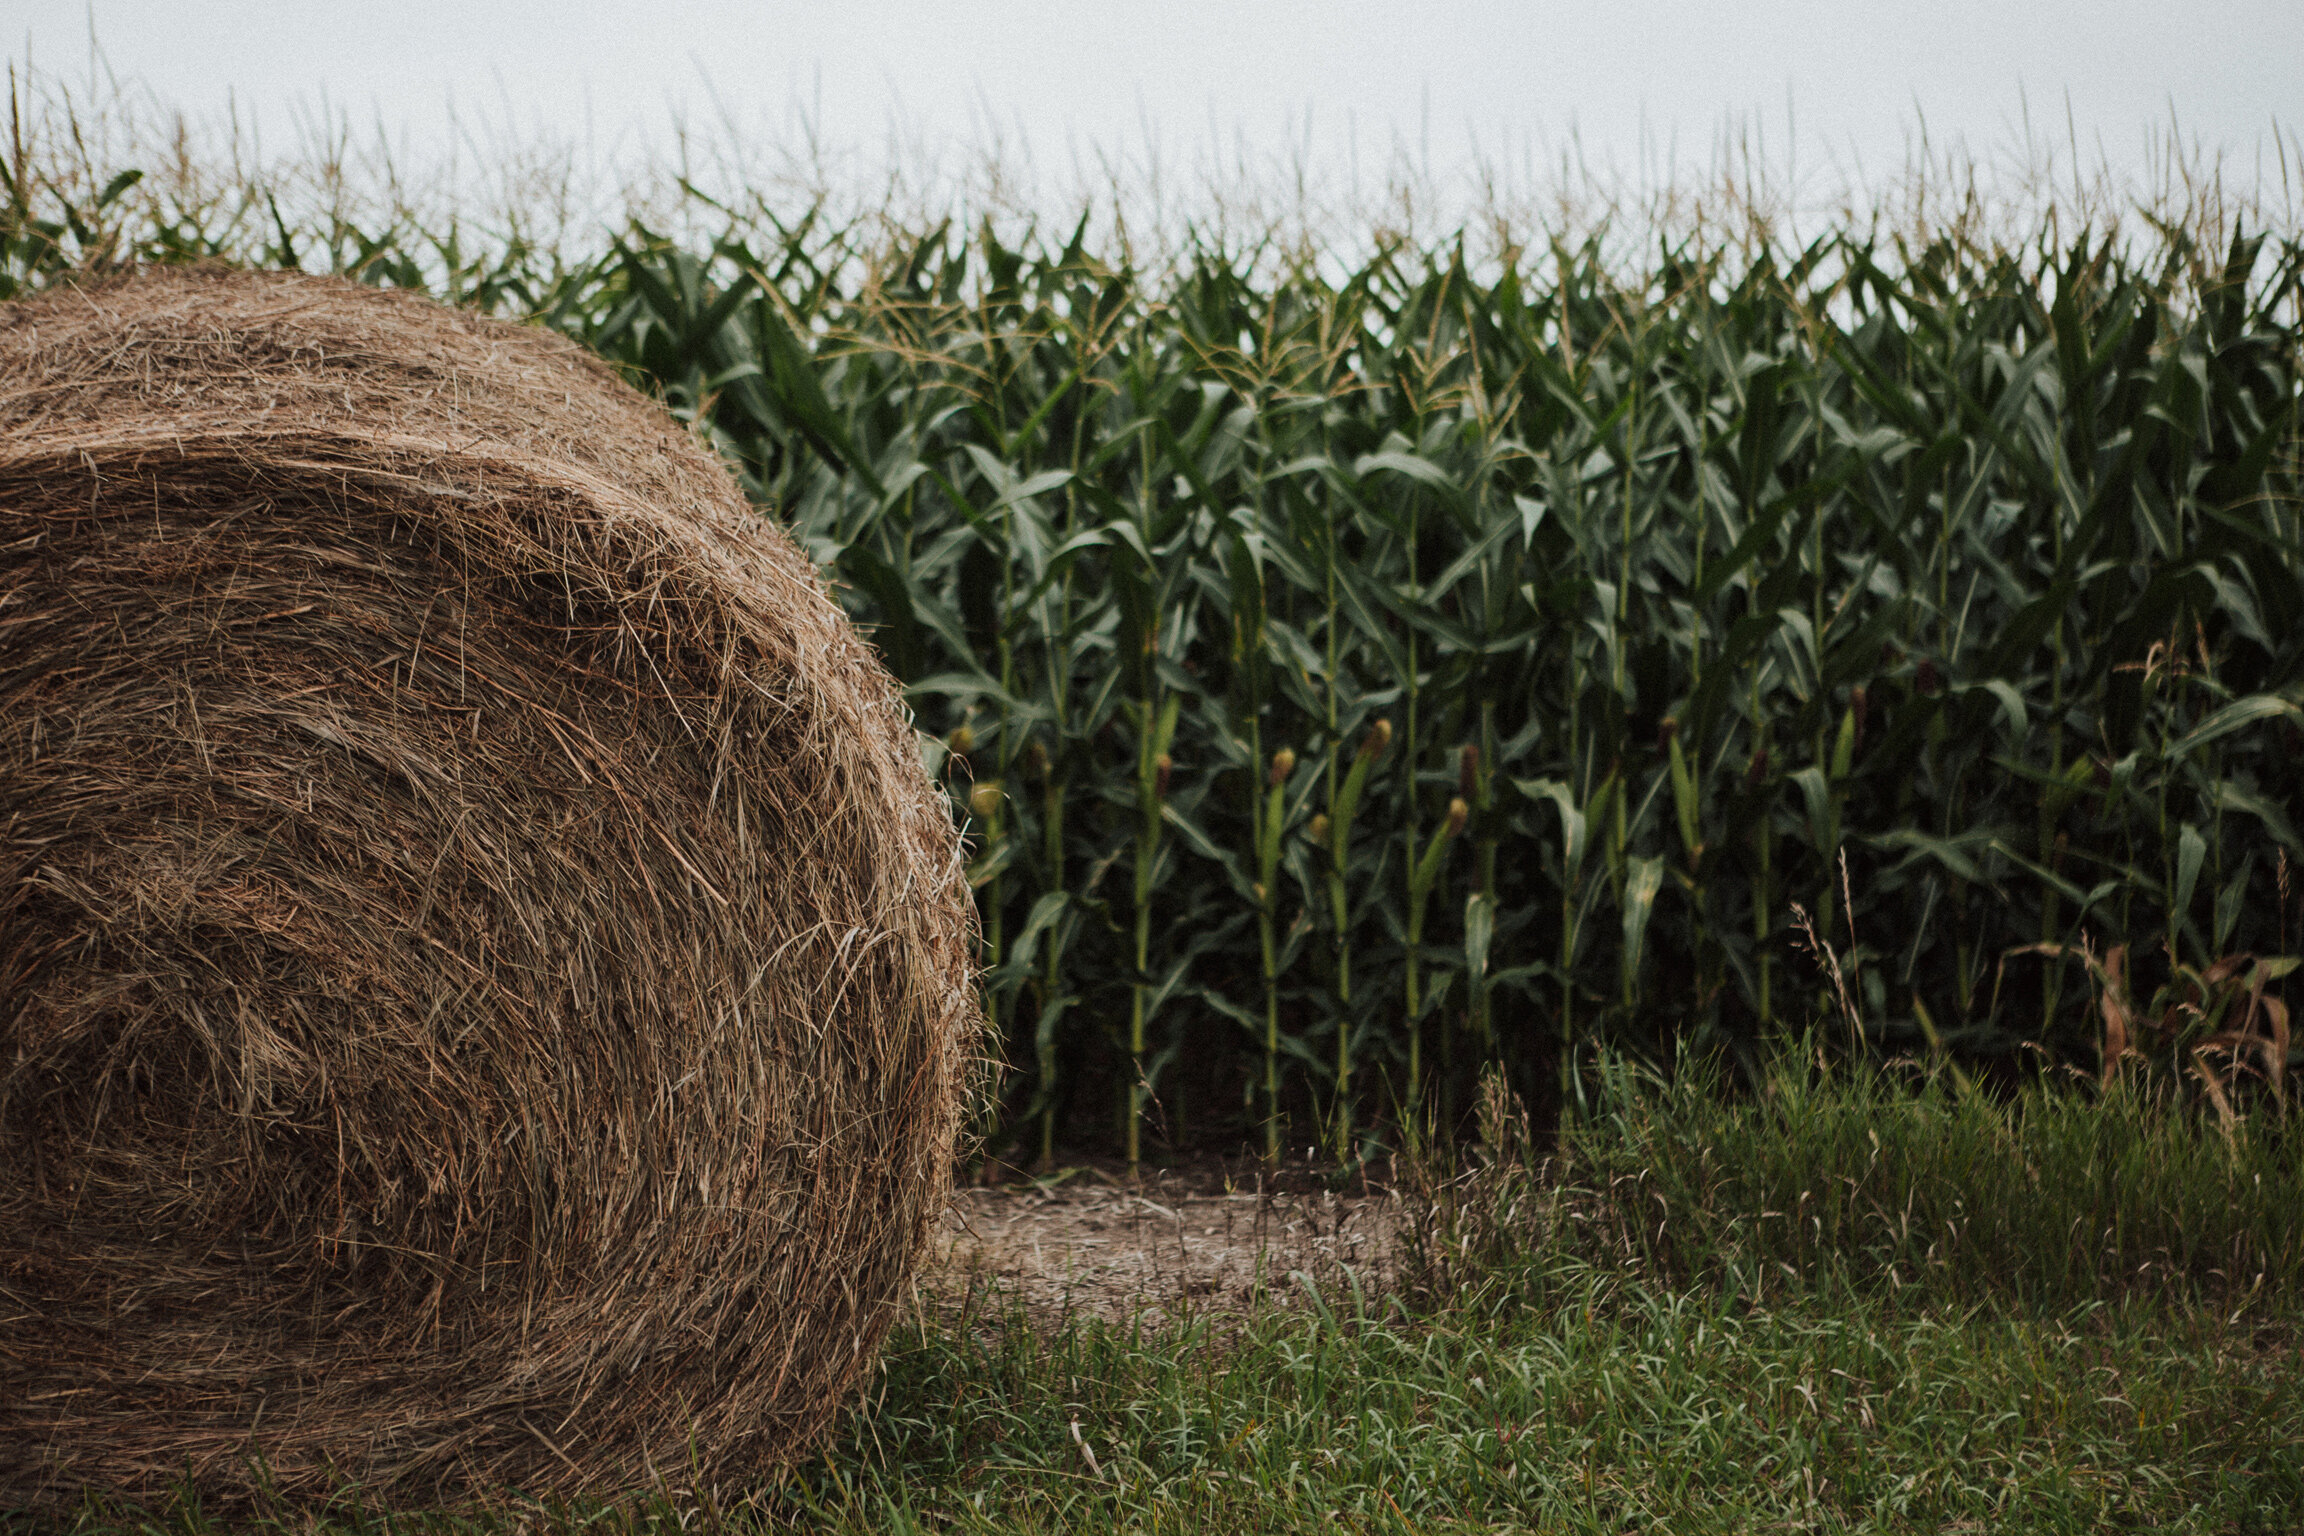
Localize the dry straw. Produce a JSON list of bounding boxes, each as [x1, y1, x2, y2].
[[0, 268, 978, 1505]]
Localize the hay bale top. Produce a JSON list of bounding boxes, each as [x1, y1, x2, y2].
[[2, 267, 822, 666]]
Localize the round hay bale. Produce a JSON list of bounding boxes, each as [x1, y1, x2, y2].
[[0, 268, 977, 1504]]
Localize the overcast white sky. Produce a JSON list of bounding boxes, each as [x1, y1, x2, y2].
[[9, 1, 2302, 216]]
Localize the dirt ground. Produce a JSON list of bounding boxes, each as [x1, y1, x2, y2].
[[925, 1160, 1407, 1322]]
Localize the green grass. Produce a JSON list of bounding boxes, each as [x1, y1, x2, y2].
[[1541, 1052, 2304, 1307], [793, 1280, 2293, 1533], [32, 1299, 2298, 1534], [21, 1065, 2303, 1534]]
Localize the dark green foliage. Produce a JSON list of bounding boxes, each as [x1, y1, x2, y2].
[[11, 157, 2302, 1160]]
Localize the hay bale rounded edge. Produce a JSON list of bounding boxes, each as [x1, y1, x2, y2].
[[0, 268, 979, 1503]]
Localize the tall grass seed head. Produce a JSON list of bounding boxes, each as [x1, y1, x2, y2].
[[1154, 753, 1172, 800], [1308, 812, 1331, 844], [1024, 740, 1050, 779], [1458, 742, 1479, 797], [1270, 747, 1296, 785], [1657, 717, 1678, 753], [969, 779, 1003, 821], [1445, 796, 1469, 839], [1360, 718, 1393, 759], [948, 724, 975, 758]]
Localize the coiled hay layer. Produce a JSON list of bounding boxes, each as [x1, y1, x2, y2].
[[0, 269, 976, 1504]]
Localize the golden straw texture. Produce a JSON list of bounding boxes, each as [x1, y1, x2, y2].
[[0, 268, 977, 1504]]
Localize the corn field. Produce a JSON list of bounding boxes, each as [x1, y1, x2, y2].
[[10, 153, 2304, 1166]]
